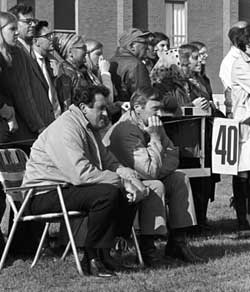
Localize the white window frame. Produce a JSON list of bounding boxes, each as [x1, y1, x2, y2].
[[53, 0, 78, 34], [165, 1, 188, 47]]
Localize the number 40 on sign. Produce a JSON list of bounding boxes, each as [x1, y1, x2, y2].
[[212, 118, 239, 175]]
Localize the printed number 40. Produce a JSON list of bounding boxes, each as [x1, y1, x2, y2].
[[215, 125, 237, 165]]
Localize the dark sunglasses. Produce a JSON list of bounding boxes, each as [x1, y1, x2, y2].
[[18, 18, 39, 25]]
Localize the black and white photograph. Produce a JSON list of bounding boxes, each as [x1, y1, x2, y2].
[[0, 0, 250, 291]]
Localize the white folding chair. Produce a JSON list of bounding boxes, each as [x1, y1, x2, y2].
[[0, 148, 85, 275]]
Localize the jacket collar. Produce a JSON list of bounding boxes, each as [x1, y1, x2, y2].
[[240, 49, 250, 63], [68, 104, 103, 169], [115, 47, 138, 58]]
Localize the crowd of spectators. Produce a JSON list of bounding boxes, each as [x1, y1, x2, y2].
[[0, 2, 250, 278]]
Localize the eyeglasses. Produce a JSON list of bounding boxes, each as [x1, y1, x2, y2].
[[18, 18, 39, 25], [199, 52, 208, 58], [36, 32, 54, 41]]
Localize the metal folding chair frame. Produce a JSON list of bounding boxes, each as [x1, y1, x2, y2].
[[0, 183, 84, 275]]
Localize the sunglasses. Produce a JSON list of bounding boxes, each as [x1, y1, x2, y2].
[[36, 32, 54, 41], [18, 18, 39, 25]]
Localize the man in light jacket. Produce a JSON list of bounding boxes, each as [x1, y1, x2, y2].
[[22, 85, 147, 277]]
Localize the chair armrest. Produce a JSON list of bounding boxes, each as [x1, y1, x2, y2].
[[5, 183, 68, 193]]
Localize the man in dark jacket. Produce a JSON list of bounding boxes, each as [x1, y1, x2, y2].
[[110, 28, 152, 102]]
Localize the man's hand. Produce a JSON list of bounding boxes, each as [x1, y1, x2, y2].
[[98, 56, 110, 74], [145, 115, 163, 140], [192, 97, 209, 110], [123, 178, 150, 203], [116, 166, 138, 180]]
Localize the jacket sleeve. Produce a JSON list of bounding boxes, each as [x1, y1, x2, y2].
[[45, 122, 121, 187], [10, 48, 45, 132], [109, 123, 163, 180], [126, 62, 151, 95], [101, 72, 114, 103]]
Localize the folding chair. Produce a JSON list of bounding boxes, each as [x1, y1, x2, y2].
[[0, 148, 84, 275]]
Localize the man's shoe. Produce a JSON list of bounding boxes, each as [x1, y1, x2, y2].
[[141, 249, 159, 267], [81, 257, 115, 278], [165, 243, 205, 264]]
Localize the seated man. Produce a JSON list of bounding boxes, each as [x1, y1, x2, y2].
[[104, 87, 204, 263], [22, 85, 147, 277]]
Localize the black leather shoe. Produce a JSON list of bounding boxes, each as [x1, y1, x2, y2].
[[98, 248, 133, 271], [81, 257, 115, 278], [141, 249, 159, 267], [165, 243, 205, 264]]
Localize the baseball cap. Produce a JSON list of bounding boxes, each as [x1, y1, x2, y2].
[[119, 28, 151, 47]]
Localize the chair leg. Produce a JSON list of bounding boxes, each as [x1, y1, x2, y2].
[[0, 189, 34, 270], [0, 218, 19, 270], [57, 186, 83, 276], [31, 222, 50, 268], [61, 219, 83, 261], [131, 226, 144, 268]]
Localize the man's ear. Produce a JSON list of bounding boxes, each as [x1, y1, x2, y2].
[[79, 102, 87, 114], [128, 42, 136, 53], [133, 103, 142, 115]]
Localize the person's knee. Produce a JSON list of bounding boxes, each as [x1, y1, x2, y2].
[[171, 171, 188, 187], [100, 184, 121, 204], [146, 180, 165, 199]]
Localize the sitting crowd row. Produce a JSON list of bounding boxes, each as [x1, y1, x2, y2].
[[0, 3, 250, 278]]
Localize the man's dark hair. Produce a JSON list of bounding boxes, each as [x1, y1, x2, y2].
[[73, 85, 110, 108], [228, 26, 247, 47], [235, 25, 250, 52], [34, 20, 49, 37], [130, 87, 161, 109], [9, 3, 33, 18]]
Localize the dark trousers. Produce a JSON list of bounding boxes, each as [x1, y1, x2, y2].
[[29, 184, 136, 248]]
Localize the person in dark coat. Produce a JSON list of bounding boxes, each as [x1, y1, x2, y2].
[[110, 28, 151, 103]]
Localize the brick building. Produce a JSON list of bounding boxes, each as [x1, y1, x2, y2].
[[0, 0, 248, 94]]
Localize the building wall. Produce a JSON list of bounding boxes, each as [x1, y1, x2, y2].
[[78, 0, 133, 58], [148, 0, 165, 33], [2, 0, 240, 94], [35, 0, 54, 28], [187, 0, 224, 93]]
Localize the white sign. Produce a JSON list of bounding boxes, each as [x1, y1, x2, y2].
[[212, 118, 239, 175]]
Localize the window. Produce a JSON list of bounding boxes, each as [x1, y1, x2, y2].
[[54, 0, 77, 33], [165, 1, 187, 47]]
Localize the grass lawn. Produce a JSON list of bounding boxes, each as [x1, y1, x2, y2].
[[1, 175, 250, 292]]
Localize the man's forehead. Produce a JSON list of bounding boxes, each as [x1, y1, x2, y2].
[[18, 12, 33, 19], [146, 99, 161, 107], [93, 93, 106, 106]]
